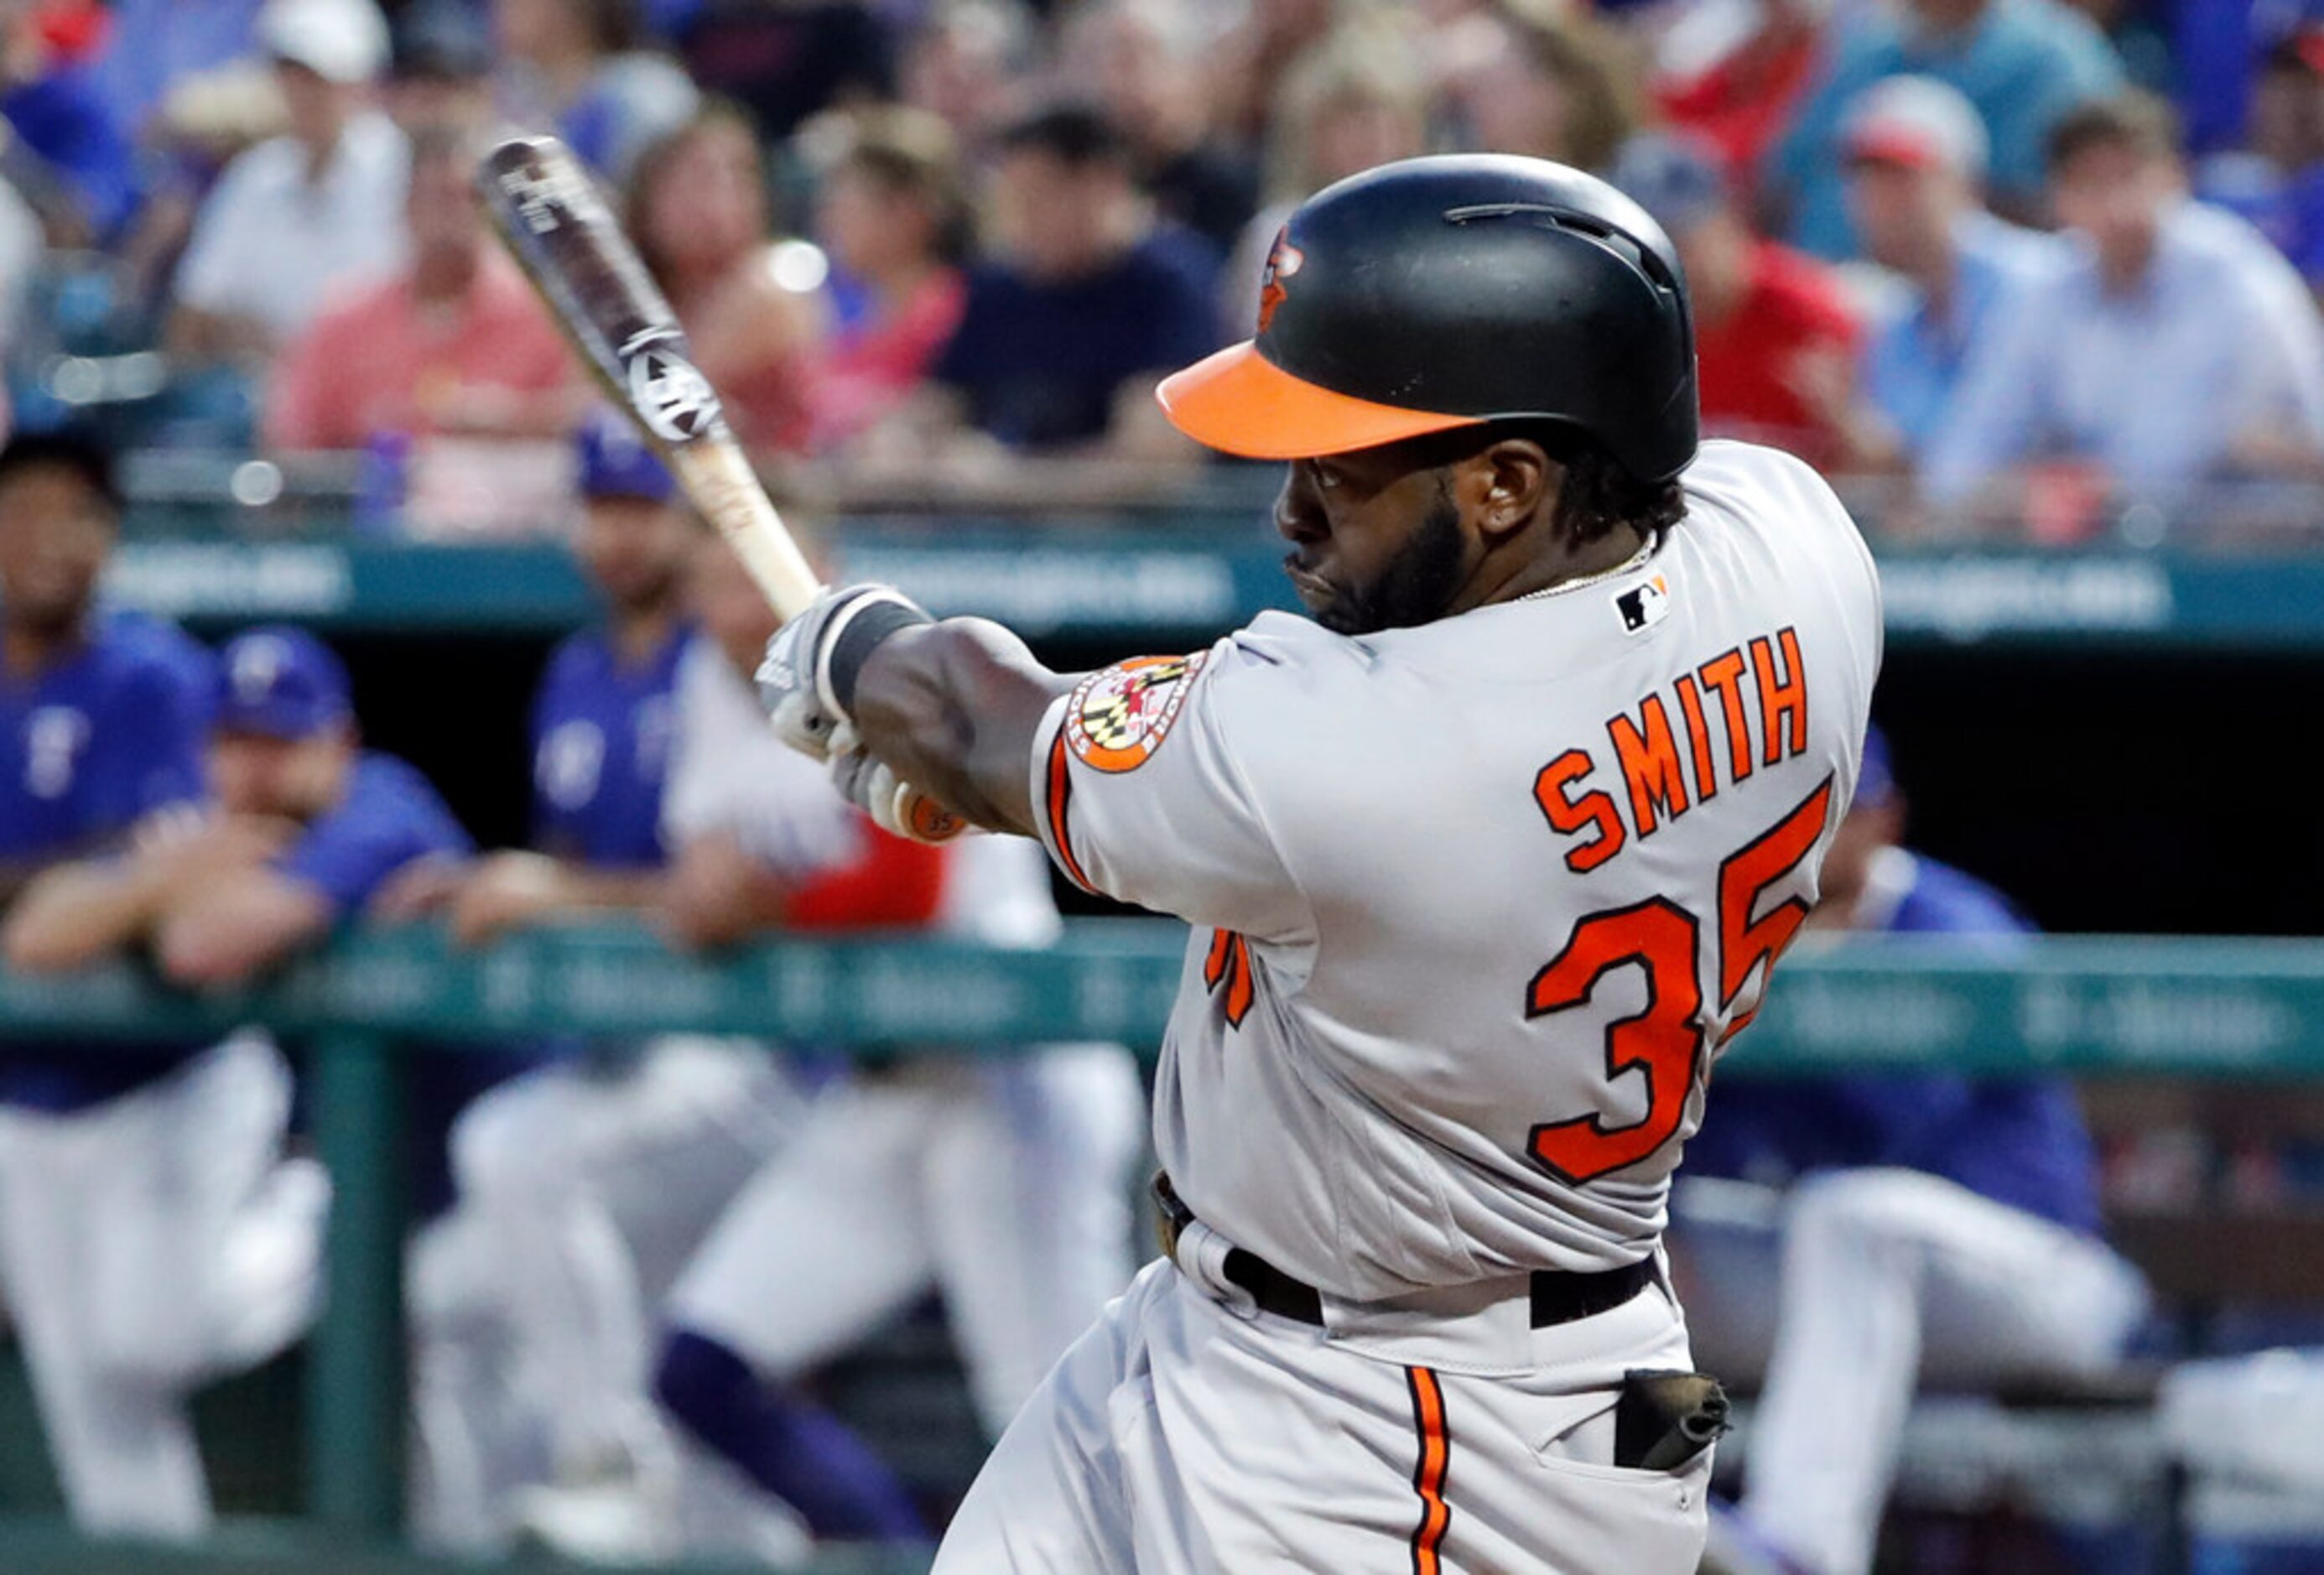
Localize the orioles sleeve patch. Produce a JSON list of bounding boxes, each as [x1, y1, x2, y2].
[[1063, 653, 1207, 773]]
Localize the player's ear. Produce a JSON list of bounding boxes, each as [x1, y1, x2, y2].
[[1472, 439, 1554, 543]]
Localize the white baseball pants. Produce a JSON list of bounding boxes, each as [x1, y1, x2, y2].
[[667, 1045, 1145, 1438], [410, 1034, 802, 1546], [933, 1246, 1713, 1573], [0, 1035, 325, 1537]]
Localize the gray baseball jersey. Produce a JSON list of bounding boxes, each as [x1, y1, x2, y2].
[[1030, 440, 1883, 1300]]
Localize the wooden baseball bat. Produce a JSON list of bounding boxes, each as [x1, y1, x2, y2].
[[475, 134, 964, 842]]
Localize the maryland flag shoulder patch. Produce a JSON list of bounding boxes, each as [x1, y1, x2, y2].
[[1063, 653, 1207, 773]]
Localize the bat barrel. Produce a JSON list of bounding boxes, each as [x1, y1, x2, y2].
[[474, 134, 729, 450]]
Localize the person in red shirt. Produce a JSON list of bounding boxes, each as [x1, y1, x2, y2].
[[1611, 130, 1864, 469], [802, 107, 971, 456], [1651, 0, 1826, 179], [263, 125, 580, 453], [626, 106, 823, 460]]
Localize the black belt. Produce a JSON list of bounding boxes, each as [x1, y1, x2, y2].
[[1152, 1172, 1654, 1329]]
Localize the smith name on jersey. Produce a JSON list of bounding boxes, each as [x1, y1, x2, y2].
[[1031, 441, 1884, 1304]]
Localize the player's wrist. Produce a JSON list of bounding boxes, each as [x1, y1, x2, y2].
[[816, 585, 933, 720]]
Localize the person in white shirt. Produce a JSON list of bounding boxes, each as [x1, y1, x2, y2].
[[166, 0, 409, 368], [1923, 90, 2324, 512]]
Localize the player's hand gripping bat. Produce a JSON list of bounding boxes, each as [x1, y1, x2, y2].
[[476, 134, 965, 843]]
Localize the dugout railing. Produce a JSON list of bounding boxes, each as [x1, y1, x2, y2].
[[4, 924, 2324, 1571]]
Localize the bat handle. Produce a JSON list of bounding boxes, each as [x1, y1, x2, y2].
[[663, 441, 967, 844], [665, 439, 824, 621]]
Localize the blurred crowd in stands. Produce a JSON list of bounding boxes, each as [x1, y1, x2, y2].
[[7, 0, 2324, 538]]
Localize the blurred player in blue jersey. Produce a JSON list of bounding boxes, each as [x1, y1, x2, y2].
[[1675, 727, 2150, 1575], [417, 410, 694, 938], [0, 429, 233, 1538], [2, 553, 467, 1533], [397, 414, 802, 1559]]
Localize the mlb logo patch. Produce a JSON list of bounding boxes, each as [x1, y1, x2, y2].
[[1614, 574, 1672, 635]]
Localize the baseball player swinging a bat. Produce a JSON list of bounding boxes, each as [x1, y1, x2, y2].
[[759, 153, 1883, 1572]]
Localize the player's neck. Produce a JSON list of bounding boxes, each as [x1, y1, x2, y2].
[[1467, 520, 1650, 612], [1, 614, 87, 682], [611, 601, 678, 665]]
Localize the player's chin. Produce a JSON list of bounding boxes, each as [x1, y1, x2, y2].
[[1285, 561, 1343, 614]]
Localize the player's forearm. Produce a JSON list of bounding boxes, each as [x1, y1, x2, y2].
[[658, 836, 784, 951], [850, 619, 1077, 838], [557, 866, 669, 912], [153, 872, 331, 987], [0, 860, 177, 973]]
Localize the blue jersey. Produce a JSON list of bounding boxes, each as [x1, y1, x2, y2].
[[276, 752, 474, 921], [1, 618, 211, 865], [1689, 853, 2102, 1232], [2, 618, 215, 1110], [529, 625, 686, 870]]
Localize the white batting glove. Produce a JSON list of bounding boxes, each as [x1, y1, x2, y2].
[[755, 584, 930, 761]]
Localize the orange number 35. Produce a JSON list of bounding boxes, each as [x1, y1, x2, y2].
[[1525, 777, 1835, 1186]]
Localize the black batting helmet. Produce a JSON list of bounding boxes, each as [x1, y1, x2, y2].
[[1159, 154, 1699, 484]]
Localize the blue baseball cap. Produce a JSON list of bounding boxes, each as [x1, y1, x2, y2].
[[576, 409, 676, 503], [1857, 723, 1896, 808], [215, 626, 353, 740], [1608, 132, 1731, 238]]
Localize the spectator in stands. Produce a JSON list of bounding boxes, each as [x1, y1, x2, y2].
[[4, 592, 463, 1535], [1062, 0, 1260, 260], [1924, 92, 2324, 512], [1224, 17, 1433, 339], [802, 108, 971, 455], [165, 0, 406, 368], [1438, 0, 1641, 174], [2057, 0, 2171, 94], [673, 0, 895, 141], [388, 0, 497, 136], [494, 0, 697, 185], [628, 106, 821, 459], [1, 0, 139, 242], [649, 525, 1142, 1551], [901, 104, 1215, 465], [1843, 76, 2062, 472], [1651, 0, 1827, 179], [263, 127, 578, 455], [261, 124, 574, 462], [1768, 0, 2124, 257], [1674, 727, 2149, 1575], [0, 166, 38, 356], [82, 0, 263, 153], [2196, 30, 2324, 293], [1612, 131, 1864, 468], [898, 0, 1035, 163], [1205, 0, 1344, 151]]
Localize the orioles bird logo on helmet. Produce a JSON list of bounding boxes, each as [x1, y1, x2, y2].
[[1256, 229, 1305, 334]]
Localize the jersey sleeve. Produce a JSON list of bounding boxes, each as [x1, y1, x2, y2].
[[1027, 634, 1313, 943], [117, 660, 209, 822], [277, 762, 472, 919]]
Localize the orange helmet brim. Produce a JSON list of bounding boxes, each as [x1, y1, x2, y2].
[[1157, 340, 1487, 460]]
